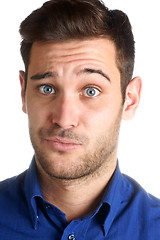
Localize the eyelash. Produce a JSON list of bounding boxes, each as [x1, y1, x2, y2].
[[39, 84, 56, 95], [82, 86, 101, 98], [38, 84, 101, 98]]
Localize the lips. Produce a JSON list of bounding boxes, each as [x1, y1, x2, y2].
[[45, 137, 82, 152]]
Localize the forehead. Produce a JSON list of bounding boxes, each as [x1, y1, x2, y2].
[[30, 38, 115, 61], [29, 38, 120, 80]]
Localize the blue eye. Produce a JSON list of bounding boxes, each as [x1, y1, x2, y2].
[[83, 87, 100, 97], [39, 85, 56, 95]]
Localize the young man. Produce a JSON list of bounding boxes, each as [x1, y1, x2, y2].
[[0, 0, 159, 239]]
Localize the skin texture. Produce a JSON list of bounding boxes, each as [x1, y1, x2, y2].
[[20, 38, 142, 222]]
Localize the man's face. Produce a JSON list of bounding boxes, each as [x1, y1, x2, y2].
[[21, 38, 124, 180]]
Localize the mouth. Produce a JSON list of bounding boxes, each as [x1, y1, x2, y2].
[[45, 137, 82, 152]]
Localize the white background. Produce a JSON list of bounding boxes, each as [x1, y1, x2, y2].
[[0, 0, 159, 198]]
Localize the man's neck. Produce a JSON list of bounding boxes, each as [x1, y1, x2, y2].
[[36, 158, 117, 223]]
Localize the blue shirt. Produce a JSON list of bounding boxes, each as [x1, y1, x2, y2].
[[0, 158, 160, 240]]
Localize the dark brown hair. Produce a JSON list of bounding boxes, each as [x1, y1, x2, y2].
[[19, 0, 135, 101]]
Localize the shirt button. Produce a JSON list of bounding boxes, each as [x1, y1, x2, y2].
[[45, 204, 52, 209], [68, 234, 76, 240]]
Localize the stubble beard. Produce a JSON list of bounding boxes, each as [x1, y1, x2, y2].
[[29, 108, 122, 181]]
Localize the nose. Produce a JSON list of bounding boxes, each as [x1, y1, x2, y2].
[[50, 95, 80, 129]]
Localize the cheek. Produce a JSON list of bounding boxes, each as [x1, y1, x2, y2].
[[84, 107, 112, 132], [83, 99, 122, 134], [26, 97, 48, 129]]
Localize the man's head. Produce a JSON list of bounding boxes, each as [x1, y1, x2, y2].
[[19, 0, 141, 181], [20, 0, 135, 101]]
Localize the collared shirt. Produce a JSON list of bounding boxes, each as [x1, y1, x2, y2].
[[0, 158, 160, 239]]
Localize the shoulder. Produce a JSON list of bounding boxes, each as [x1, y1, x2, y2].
[[122, 173, 160, 201], [0, 170, 27, 201], [0, 171, 28, 220], [122, 173, 160, 218], [111, 173, 160, 238], [0, 170, 27, 188]]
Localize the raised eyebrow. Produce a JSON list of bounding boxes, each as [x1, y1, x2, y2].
[[30, 71, 55, 80], [78, 68, 111, 82]]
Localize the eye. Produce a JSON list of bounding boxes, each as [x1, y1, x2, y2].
[[39, 85, 56, 95], [83, 87, 100, 98]]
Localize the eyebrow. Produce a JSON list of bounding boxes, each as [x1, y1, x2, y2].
[[30, 71, 54, 80], [30, 68, 111, 82], [78, 68, 111, 82]]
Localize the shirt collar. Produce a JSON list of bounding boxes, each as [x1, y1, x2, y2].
[[101, 162, 134, 236], [24, 158, 134, 233], [24, 157, 43, 230]]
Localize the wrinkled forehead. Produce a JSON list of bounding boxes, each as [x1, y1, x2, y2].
[[27, 38, 121, 88], [29, 38, 118, 70]]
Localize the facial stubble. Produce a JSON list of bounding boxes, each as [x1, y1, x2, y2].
[[29, 107, 123, 181]]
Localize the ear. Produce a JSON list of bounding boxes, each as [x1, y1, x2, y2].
[[122, 76, 142, 120], [19, 70, 27, 113]]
